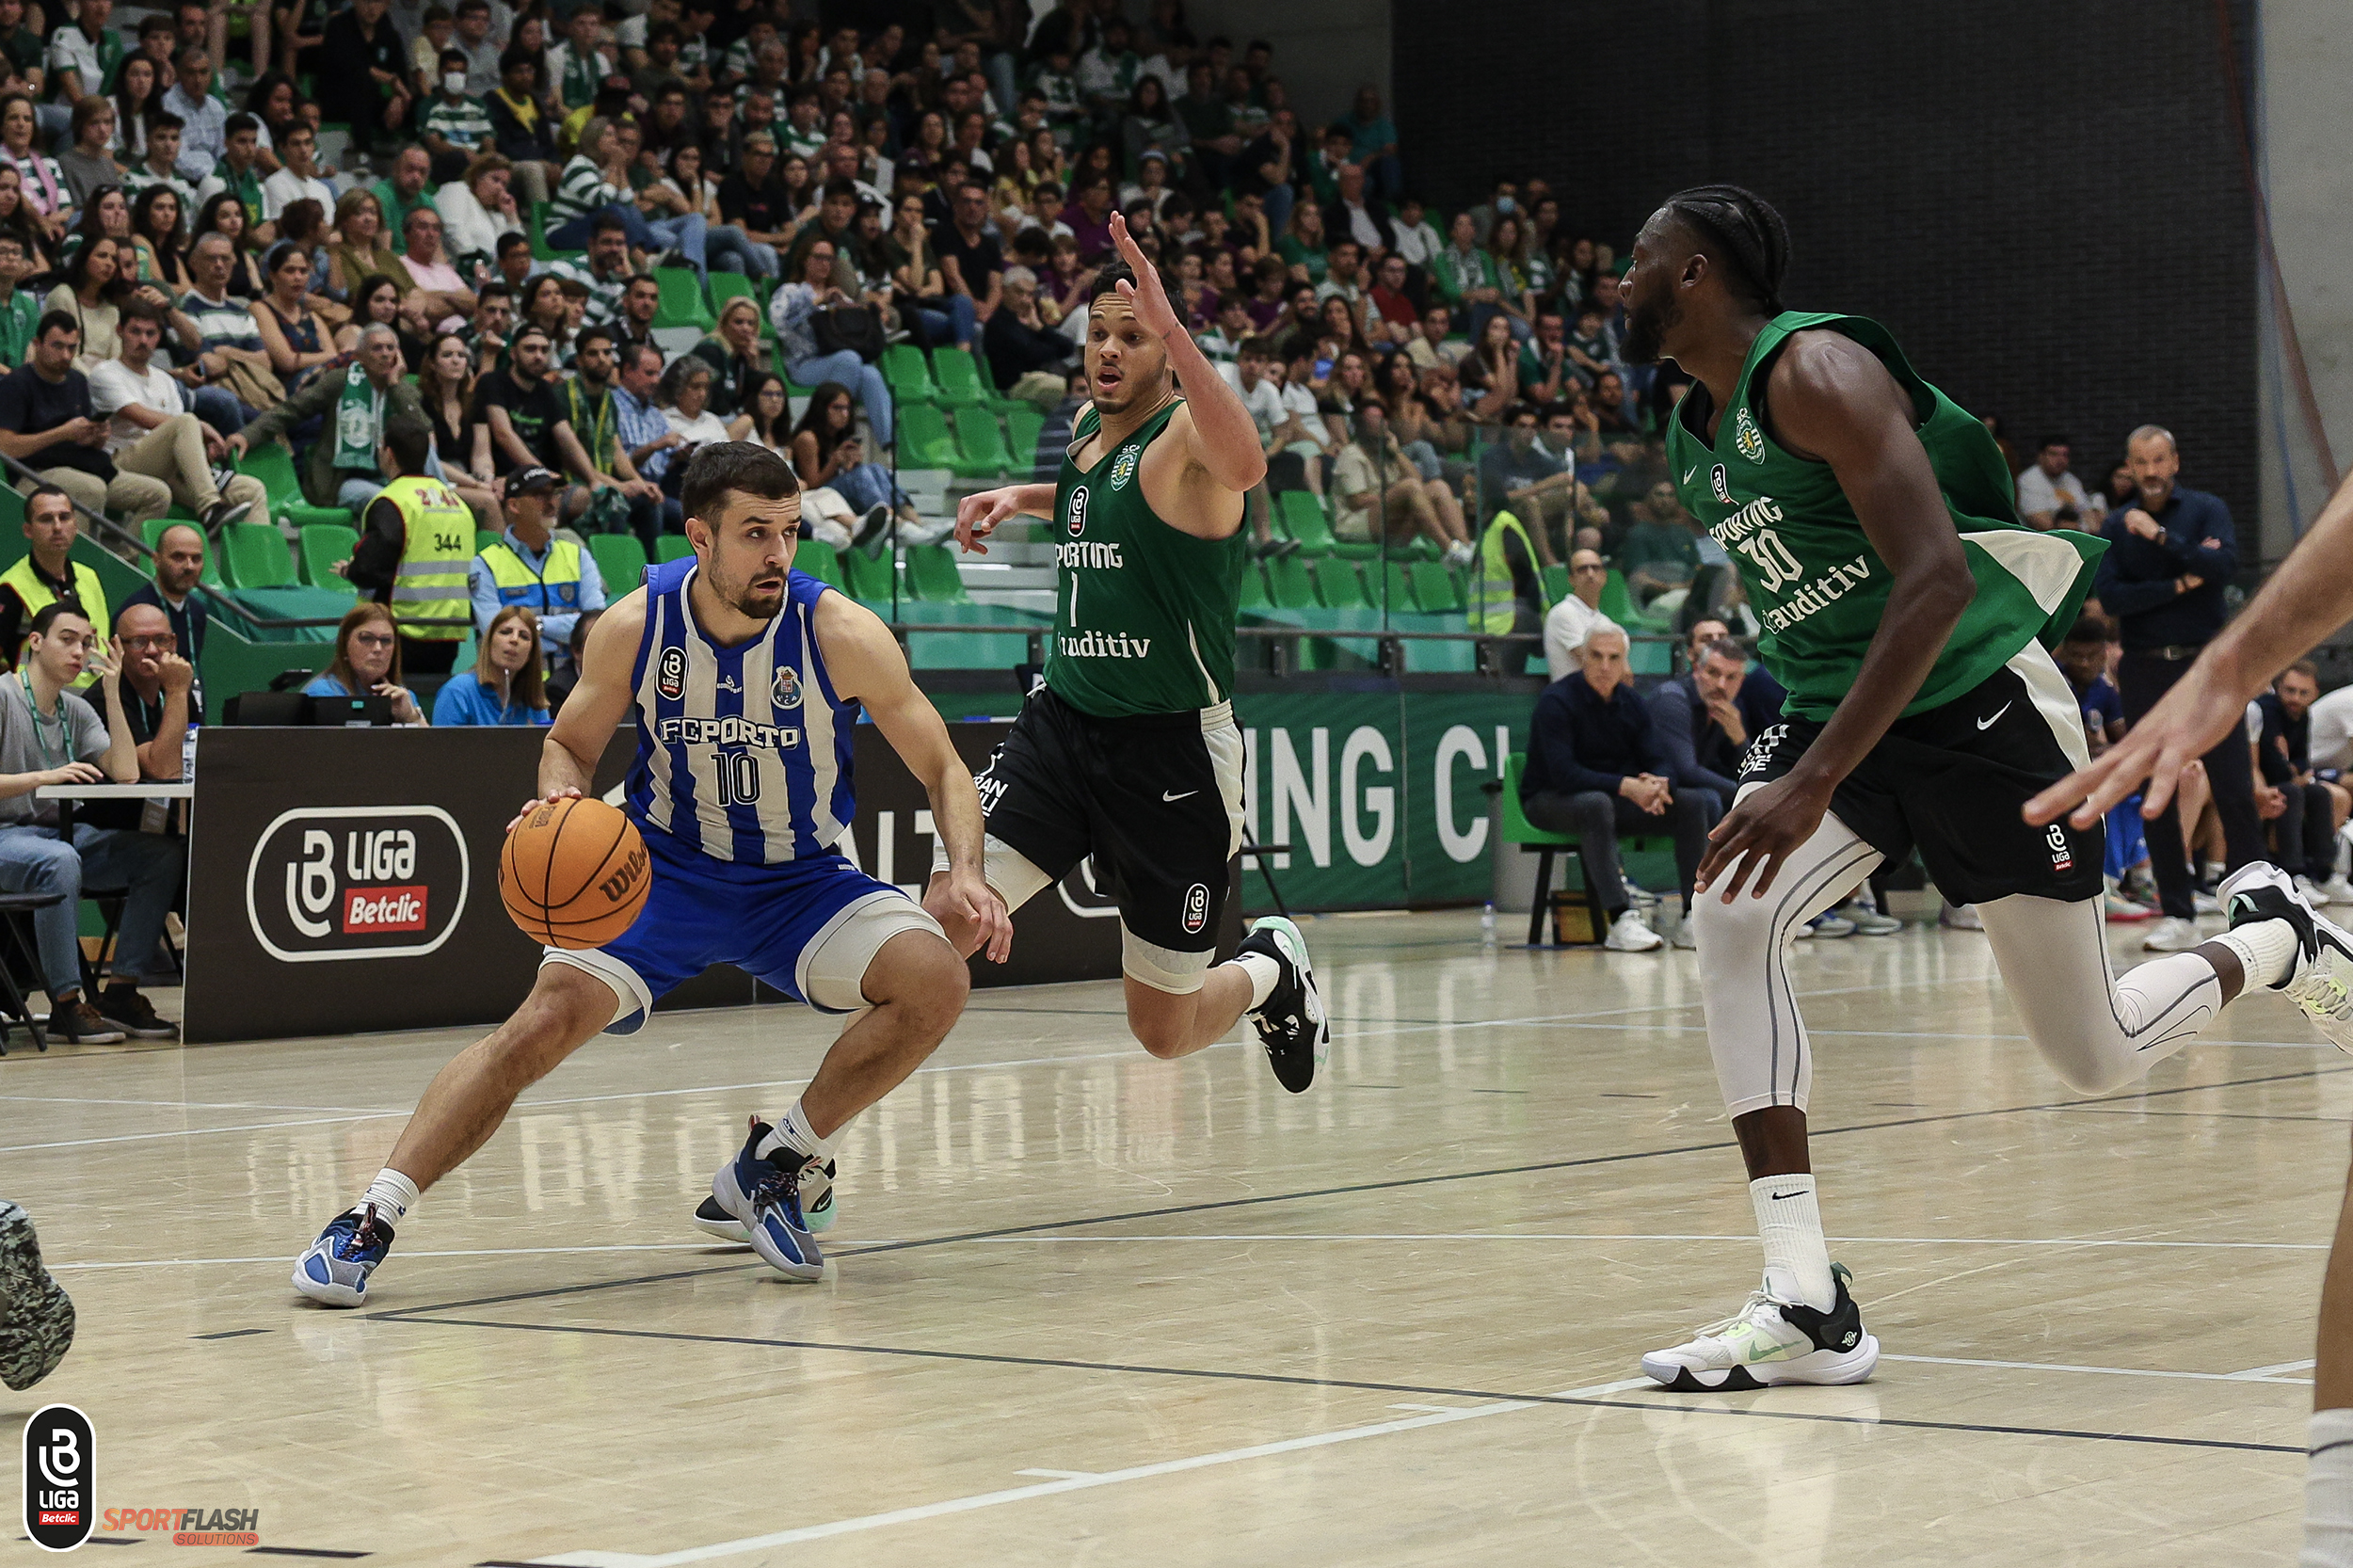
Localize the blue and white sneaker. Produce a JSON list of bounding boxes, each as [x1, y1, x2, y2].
[[1240, 916, 1328, 1093], [291, 1205, 395, 1307], [691, 1152, 834, 1242], [710, 1120, 825, 1281]]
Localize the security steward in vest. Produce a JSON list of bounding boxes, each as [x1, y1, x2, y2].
[[348, 418, 475, 674], [1473, 505, 1547, 676], [467, 464, 607, 685], [0, 484, 108, 685]]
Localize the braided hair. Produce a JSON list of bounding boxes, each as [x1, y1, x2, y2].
[[1662, 184, 1789, 314]]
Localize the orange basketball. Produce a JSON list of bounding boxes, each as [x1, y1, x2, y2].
[[500, 795, 651, 950]]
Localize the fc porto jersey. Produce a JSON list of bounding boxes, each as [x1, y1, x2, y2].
[[624, 559, 857, 865]]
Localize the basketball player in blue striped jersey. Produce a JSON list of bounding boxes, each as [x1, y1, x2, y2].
[[293, 444, 1011, 1304]]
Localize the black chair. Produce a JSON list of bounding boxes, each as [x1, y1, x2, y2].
[[0, 891, 63, 1053]]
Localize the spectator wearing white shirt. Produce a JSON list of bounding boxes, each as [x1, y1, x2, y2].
[[259, 121, 335, 225], [2015, 433, 2104, 531], [1215, 336, 1291, 550], [2309, 681, 2353, 775], [88, 304, 266, 532], [1386, 195, 1442, 270], [658, 354, 732, 450], [1544, 549, 1621, 680]]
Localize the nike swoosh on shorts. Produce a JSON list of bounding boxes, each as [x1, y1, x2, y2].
[[1977, 701, 2012, 730], [1162, 790, 1198, 801]]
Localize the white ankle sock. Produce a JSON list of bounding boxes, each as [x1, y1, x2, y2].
[[360, 1169, 420, 1224], [2217, 917, 2301, 990], [1752, 1174, 1835, 1312], [2305, 1408, 2353, 1566], [1233, 952, 1281, 1011], [755, 1099, 833, 1163]]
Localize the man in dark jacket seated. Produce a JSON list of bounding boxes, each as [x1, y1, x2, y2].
[[1648, 634, 1749, 812], [1520, 626, 1716, 951]]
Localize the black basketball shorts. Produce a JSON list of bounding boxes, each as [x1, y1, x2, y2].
[[942, 683, 1246, 992], [1736, 641, 2105, 907]]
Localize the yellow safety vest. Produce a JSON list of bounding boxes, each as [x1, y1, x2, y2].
[[478, 536, 584, 618], [1473, 509, 1545, 635], [381, 475, 474, 639], [0, 554, 108, 686]]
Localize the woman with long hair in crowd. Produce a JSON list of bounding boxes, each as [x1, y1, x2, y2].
[[735, 370, 792, 456], [58, 185, 134, 277], [0, 166, 52, 280], [0, 93, 72, 248], [432, 605, 548, 728], [1487, 211, 1534, 342], [686, 295, 767, 418], [1460, 311, 1520, 424], [45, 231, 132, 367], [775, 151, 816, 225], [328, 187, 403, 297], [787, 378, 939, 548], [250, 240, 340, 392], [886, 187, 974, 350], [303, 603, 424, 725], [128, 185, 187, 292], [247, 72, 309, 153], [336, 270, 403, 353], [415, 330, 498, 521], [514, 271, 573, 368], [110, 56, 166, 163], [192, 192, 268, 297]]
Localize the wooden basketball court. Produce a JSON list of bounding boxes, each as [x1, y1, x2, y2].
[[6, 910, 2329, 1563]]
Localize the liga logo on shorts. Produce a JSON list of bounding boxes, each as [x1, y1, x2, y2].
[[2044, 820, 2073, 873], [1066, 484, 1089, 536], [1181, 882, 1209, 935], [657, 646, 686, 701]]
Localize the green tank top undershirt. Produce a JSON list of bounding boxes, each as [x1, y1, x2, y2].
[[1045, 397, 1248, 720], [1664, 311, 2105, 722]]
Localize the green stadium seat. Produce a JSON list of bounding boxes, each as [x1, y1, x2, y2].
[[1541, 563, 1569, 602], [297, 522, 360, 596], [950, 406, 1012, 477], [233, 441, 354, 531], [898, 404, 962, 469], [929, 347, 989, 408], [475, 528, 503, 552], [1004, 404, 1045, 470], [794, 536, 846, 591], [218, 522, 296, 589], [528, 201, 557, 261], [1312, 555, 1368, 610], [1377, 561, 1418, 612], [904, 543, 970, 602], [1265, 553, 1318, 610], [840, 545, 895, 603], [880, 343, 936, 406], [655, 535, 695, 563], [707, 271, 765, 318], [1410, 561, 1465, 614], [1598, 567, 1636, 624], [587, 533, 649, 591], [651, 267, 713, 330], [1236, 560, 1270, 611], [1275, 489, 1337, 555]]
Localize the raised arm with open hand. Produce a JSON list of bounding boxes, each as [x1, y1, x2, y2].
[[1108, 212, 1267, 495]]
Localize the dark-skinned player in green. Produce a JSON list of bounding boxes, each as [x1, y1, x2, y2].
[[1621, 184, 2353, 1391], [929, 212, 1330, 1091]]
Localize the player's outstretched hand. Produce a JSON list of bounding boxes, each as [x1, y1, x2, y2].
[[937, 867, 1014, 964], [1695, 773, 1832, 904], [954, 488, 1025, 555], [1108, 212, 1180, 340], [505, 785, 583, 836], [2024, 657, 2249, 829]]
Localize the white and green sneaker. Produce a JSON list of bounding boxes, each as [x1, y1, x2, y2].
[[1641, 1262, 1880, 1391], [2222, 861, 2353, 1050]]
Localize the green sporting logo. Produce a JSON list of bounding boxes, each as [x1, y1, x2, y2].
[[1109, 446, 1140, 490], [1735, 408, 1766, 463]]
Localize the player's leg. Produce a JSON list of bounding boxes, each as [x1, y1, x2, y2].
[[2301, 1142, 2353, 1566], [1641, 804, 1888, 1391], [926, 697, 1091, 952], [705, 889, 963, 1280], [290, 963, 618, 1306]]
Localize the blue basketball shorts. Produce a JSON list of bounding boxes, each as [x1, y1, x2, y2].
[[541, 824, 945, 1032]]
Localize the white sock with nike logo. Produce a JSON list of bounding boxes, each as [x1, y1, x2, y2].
[[1753, 1174, 1836, 1312]]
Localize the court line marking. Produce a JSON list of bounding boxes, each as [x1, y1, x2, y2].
[[945, 1233, 2332, 1251], [368, 1060, 2353, 1320], [2233, 1358, 2320, 1380], [525, 1384, 1650, 1566], [1879, 1353, 2313, 1385], [52, 1243, 751, 1272]]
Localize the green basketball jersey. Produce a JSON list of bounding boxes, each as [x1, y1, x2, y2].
[[1046, 399, 1248, 719], [1665, 312, 2105, 721]]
